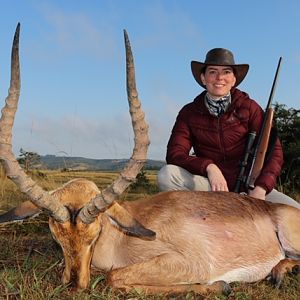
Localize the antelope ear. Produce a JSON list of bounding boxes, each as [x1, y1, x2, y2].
[[105, 202, 156, 241], [0, 201, 41, 223]]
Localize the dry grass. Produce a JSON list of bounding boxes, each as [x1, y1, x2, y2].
[[0, 169, 300, 299], [0, 169, 158, 212]]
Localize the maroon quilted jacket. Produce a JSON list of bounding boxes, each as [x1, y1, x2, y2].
[[166, 88, 283, 193]]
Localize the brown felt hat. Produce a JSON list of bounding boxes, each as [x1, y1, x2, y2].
[[191, 48, 249, 88]]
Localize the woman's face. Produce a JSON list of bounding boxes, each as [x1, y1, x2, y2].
[[200, 65, 236, 98]]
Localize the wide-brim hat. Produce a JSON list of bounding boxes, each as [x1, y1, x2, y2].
[[191, 48, 249, 88]]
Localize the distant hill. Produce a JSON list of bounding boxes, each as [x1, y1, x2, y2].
[[39, 155, 165, 171]]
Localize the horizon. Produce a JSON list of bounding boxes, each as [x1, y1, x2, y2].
[[41, 153, 164, 161], [0, 1, 299, 161]]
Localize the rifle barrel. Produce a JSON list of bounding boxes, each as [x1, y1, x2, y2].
[[245, 57, 282, 190]]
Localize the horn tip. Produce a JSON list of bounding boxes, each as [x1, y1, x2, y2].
[[14, 23, 20, 41], [123, 29, 129, 43]]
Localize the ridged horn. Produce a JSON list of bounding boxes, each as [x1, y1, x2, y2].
[[78, 30, 149, 224], [0, 23, 70, 222]]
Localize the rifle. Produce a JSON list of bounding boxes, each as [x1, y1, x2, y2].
[[234, 57, 282, 192]]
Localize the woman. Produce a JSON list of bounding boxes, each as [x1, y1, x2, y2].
[[158, 48, 300, 208]]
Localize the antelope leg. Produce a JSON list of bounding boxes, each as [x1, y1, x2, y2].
[[270, 258, 300, 288], [107, 253, 229, 295]]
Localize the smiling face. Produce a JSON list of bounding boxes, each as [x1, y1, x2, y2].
[[200, 65, 236, 98]]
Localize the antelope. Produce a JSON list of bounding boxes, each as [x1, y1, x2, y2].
[[1, 24, 300, 296]]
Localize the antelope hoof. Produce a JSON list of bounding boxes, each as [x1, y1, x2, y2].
[[268, 272, 283, 289], [219, 281, 232, 296], [292, 265, 300, 275]]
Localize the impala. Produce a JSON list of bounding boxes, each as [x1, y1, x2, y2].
[[1, 24, 300, 296]]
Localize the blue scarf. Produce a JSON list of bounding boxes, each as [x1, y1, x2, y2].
[[205, 93, 231, 117]]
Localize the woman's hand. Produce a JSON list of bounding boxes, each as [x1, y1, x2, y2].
[[248, 186, 266, 200], [206, 163, 229, 191]]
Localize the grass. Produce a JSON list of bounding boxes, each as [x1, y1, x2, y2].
[[0, 169, 300, 299]]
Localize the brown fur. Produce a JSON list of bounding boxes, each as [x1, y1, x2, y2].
[[6, 179, 300, 294], [33, 179, 101, 288]]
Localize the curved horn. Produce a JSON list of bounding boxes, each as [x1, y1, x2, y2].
[[78, 30, 149, 223], [0, 23, 70, 222]]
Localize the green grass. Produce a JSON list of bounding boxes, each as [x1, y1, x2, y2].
[[0, 169, 300, 299]]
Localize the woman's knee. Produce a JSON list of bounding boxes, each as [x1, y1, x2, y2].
[[157, 164, 187, 191], [266, 189, 300, 209]]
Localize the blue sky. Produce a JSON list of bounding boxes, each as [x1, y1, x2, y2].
[[0, 0, 299, 160]]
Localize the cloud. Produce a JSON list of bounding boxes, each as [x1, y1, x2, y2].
[[14, 111, 132, 158], [30, 1, 204, 59], [13, 99, 178, 160], [132, 2, 204, 56], [27, 2, 119, 61]]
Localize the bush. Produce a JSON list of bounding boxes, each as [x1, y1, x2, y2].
[[129, 170, 158, 194]]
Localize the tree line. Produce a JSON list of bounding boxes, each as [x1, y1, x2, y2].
[[274, 103, 299, 195]]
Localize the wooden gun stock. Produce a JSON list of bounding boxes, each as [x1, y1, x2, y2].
[[247, 108, 274, 189]]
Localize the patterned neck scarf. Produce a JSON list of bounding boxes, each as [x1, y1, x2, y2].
[[205, 93, 231, 117]]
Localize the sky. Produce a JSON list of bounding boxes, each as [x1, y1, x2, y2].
[[0, 0, 299, 161]]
